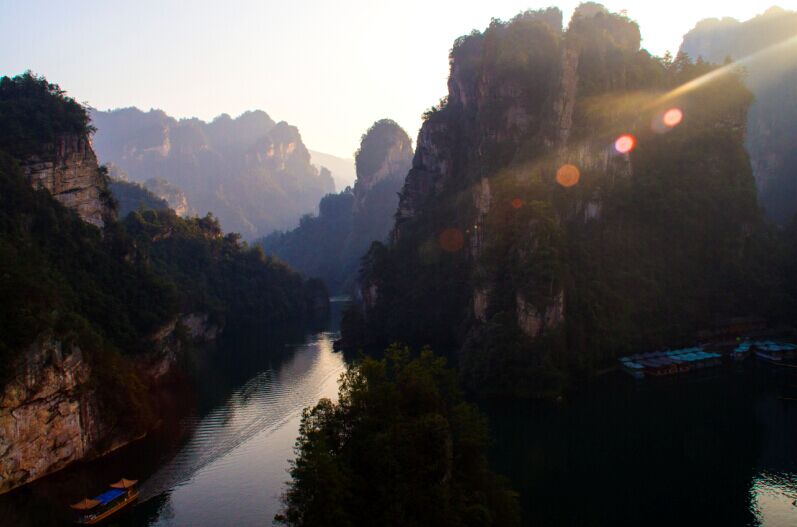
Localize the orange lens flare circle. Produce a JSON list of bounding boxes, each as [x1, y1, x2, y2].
[[511, 198, 523, 209], [662, 107, 683, 127], [614, 134, 636, 154], [555, 164, 581, 188], [439, 228, 465, 252]]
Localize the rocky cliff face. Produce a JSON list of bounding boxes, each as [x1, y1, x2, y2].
[[90, 108, 335, 238], [347, 4, 765, 397], [0, 338, 99, 493], [0, 310, 217, 494], [22, 134, 112, 228], [394, 5, 640, 335]]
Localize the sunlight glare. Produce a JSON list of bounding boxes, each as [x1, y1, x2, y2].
[[556, 164, 581, 188], [614, 134, 636, 154], [439, 228, 465, 252]]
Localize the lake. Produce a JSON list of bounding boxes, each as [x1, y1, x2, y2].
[[1, 302, 795, 526]]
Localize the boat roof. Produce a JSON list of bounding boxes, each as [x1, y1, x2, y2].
[[70, 498, 100, 510], [110, 478, 138, 489], [95, 488, 125, 505]]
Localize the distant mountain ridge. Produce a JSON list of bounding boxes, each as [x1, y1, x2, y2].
[[309, 150, 356, 189], [90, 107, 335, 239], [680, 6, 797, 224]]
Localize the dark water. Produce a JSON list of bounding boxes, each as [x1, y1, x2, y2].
[[2, 307, 796, 526], [486, 363, 797, 526]]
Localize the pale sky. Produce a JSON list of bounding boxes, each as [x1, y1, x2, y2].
[[0, 1, 792, 159]]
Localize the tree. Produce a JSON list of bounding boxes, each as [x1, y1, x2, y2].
[[276, 345, 519, 527]]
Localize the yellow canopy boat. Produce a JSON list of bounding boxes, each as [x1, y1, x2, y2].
[[70, 478, 139, 525]]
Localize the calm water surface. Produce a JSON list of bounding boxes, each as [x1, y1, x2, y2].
[[486, 362, 797, 526], [2, 304, 795, 526]]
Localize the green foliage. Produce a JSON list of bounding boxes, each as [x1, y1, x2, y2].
[[0, 72, 93, 159], [354, 119, 410, 179], [122, 209, 326, 334], [276, 345, 519, 527]]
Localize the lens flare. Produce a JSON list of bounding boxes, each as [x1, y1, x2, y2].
[[614, 134, 636, 154], [511, 198, 523, 209], [663, 108, 683, 127], [439, 228, 464, 252], [555, 164, 580, 188]]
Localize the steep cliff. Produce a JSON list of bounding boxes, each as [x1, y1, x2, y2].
[[680, 7, 797, 225], [22, 134, 113, 228], [90, 108, 335, 239], [343, 5, 775, 397], [0, 338, 98, 492], [261, 120, 413, 294]]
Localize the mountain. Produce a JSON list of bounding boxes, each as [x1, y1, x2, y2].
[[309, 150, 356, 189], [680, 7, 797, 225], [90, 108, 335, 239], [339, 5, 786, 398], [0, 73, 327, 493], [261, 120, 413, 294]]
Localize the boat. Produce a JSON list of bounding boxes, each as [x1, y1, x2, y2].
[[753, 341, 797, 362], [619, 347, 722, 379], [731, 340, 752, 361], [71, 478, 139, 524]]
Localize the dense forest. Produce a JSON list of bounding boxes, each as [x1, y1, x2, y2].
[[0, 72, 326, 431], [339, 5, 796, 398], [90, 107, 336, 239], [261, 120, 413, 294], [680, 7, 797, 225], [277, 345, 519, 527]]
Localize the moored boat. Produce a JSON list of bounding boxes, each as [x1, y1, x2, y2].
[[71, 478, 139, 525], [752, 341, 797, 362], [619, 347, 722, 379]]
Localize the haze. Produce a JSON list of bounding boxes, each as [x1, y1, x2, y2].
[[1, 0, 793, 158]]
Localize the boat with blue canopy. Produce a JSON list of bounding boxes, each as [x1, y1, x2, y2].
[[70, 478, 138, 524]]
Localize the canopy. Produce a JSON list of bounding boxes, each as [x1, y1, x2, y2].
[[95, 488, 125, 505], [70, 498, 100, 510], [110, 478, 138, 489]]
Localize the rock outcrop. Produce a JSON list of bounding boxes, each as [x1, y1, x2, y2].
[[22, 134, 112, 228], [0, 338, 99, 493]]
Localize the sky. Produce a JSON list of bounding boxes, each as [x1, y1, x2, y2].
[[1, 1, 793, 159]]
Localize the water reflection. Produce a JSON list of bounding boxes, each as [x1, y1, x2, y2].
[[752, 471, 797, 525], [485, 363, 797, 526]]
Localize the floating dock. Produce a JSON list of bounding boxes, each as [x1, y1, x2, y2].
[[620, 348, 722, 379]]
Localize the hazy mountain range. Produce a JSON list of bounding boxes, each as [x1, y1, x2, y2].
[[90, 108, 337, 239]]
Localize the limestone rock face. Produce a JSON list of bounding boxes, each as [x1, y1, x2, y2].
[[0, 338, 99, 494], [353, 138, 412, 215], [23, 134, 112, 228], [516, 291, 565, 338]]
